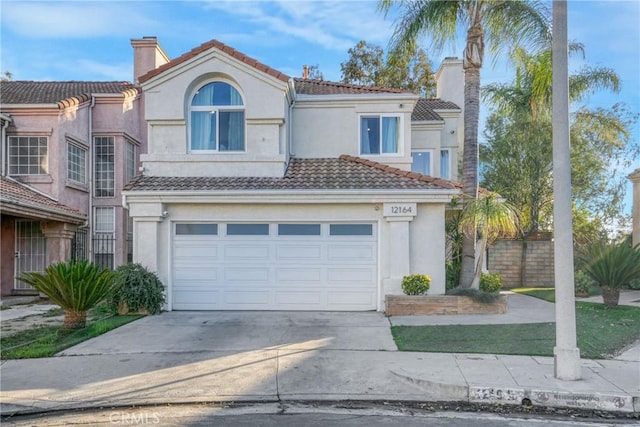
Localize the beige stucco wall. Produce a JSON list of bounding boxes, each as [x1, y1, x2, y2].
[[140, 52, 289, 177], [127, 199, 449, 311], [292, 97, 417, 170]]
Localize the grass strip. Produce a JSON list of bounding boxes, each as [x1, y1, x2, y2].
[[1, 315, 142, 359], [392, 302, 640, 359]]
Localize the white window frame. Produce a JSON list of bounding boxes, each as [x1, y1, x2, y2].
[[359, 114, 402, 156], [188, 80, 246, 153], [8, 136, 49, 175], [94, 206, 115, 233], [440, 148, 451, 180], [67, 140, 87, 184], [124, 139, 136, 184], [411, 149, 434, 176], [94, 136, 115, 198]]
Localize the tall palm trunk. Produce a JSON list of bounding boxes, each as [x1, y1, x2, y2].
[[459, 20, 483, 289]]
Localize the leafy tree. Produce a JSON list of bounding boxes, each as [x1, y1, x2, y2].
[[481, 46, 637, 238], [307, 64, 324, 80], [458, 194, 519, 289], [380, 0, 550, 288], [1, 71, 12, 82], [340, 40, 435, 96]]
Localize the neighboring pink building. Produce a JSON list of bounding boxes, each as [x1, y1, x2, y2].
[[0, 81, 145, 297]]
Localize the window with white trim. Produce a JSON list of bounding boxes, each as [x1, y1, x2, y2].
[[360, 116, 400, 154], [125, 139, 136, 184], [67, 141, 87, 184], [190, 81, 245, 152], [440, 149, 451, 179], [411, 150, 433, 175], [8, 136, 48, 175], [94, 136, 115, 197]]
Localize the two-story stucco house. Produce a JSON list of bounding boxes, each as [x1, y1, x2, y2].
[[0, 81, 145, 297], [123, 38, 464, 312]]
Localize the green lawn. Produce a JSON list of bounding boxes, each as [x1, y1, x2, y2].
[[1, 315, 142, 359], [392, 300, 640, 359]]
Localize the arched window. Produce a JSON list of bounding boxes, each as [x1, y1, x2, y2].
[[190, 82, 245, 152]]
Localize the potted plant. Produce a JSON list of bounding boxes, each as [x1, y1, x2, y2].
[[110, 263, 166, 315], [578, 240, 640, 307], [19, 260, 116, 329]]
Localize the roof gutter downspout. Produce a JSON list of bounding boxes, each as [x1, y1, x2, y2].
[[1, 115, 11, 177], [87, 96, 96, 259], [287, 78, 297, 160]]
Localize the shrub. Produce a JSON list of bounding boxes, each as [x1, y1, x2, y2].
[[109, 263, 166, 314], [628, 278, 640, 290], [446, 287, 501, 303], [445, 261, 461, 290], [401, 274, 431, 295], [19, 260, 116, 329], [578, 241, 640, 307], [574, 269, 594, 294], [480, 272, 503, 293]]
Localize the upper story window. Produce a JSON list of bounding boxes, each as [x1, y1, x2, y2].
[[8, 136, 48, 175], [124, 139, 136, 184], [190, 82, 245, 152], [94, 136, 115, 197], [440, 149, 451, 179], [360, 116, 400, 155], [67, 141, 87, 184], [411, 150, 432, 175]]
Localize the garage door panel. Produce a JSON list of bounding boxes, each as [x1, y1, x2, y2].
[[276, 245, 322, 260], [327, 267, 375, 283], [224, 267, 270, 282], [173, 290, 219, 305], [224, 291, 270, 305], [174, 245, 219, 259], [327, 244, 375, 261], [275, 291, 322, 305], [276, 267, 322, 282], [224, 244, 270, 260], [174, 267, 219, 281]]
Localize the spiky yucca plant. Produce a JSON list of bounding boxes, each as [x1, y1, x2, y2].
[[19, 260, 117, 329], [578, 241, 640, 307]]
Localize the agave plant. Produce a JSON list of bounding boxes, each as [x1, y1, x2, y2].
[[578, 240, 640, 307], [19, 260, 117, 329]]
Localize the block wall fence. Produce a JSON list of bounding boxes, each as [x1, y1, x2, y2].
[[487, 239, 555, 288]]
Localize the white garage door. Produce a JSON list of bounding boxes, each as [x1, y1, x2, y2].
[[171, 222, 378, 311]]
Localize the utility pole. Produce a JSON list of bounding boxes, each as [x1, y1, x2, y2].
[[552, 0, 581, 380]]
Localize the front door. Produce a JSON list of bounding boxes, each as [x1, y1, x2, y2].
[[14, 220, 46, 290]]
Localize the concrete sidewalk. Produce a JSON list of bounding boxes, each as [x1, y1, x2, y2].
[[1, 293, 638, 416]]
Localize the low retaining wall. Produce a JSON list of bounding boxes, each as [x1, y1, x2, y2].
[[386, 295, 507, 316]]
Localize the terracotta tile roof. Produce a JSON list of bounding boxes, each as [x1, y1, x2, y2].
[[412, 98, 461, 121], [294, 79, 410, 95], [124, 156, 460, 193], [0, 177, 85, 222], [138, 39, 290, 84], [1, 81, 139, 108]]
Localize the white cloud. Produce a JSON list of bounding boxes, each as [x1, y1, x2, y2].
[[1, 2, 157, 38], [201, 0, 393, 51]]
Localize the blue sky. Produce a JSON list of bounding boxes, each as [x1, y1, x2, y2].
[[1, 0, 638, 216]]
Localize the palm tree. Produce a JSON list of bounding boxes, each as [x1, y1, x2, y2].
[[379, 0, 550, 288], [459, 194, 520, 288]]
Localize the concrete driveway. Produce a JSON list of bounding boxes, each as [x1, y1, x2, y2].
[[60, 311, 397, 356]]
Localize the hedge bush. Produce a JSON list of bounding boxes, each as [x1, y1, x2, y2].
[[480, 272, 503, 293], [401, 274, 431, 295]]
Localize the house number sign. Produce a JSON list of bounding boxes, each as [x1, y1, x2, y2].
[[383, 203, 417, 217]]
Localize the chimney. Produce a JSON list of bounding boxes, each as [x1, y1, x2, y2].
[[302, 65, 309, 80], [435, 57, 464, 107], [130, 37, 170, 83]]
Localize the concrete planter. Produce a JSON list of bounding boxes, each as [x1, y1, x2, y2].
[[385, 294, 507, 316], [117, 301, 149, 316]]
